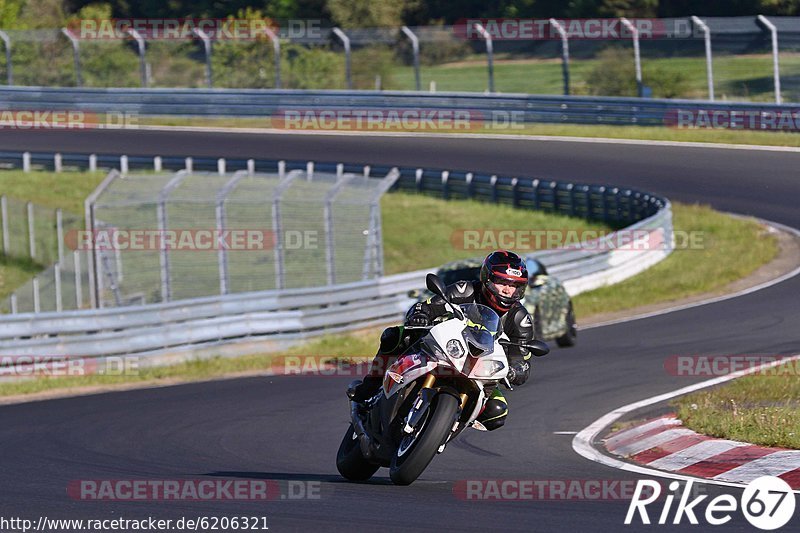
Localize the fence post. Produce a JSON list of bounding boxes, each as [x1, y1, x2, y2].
[[441, 171, 450, 200], [549, 19, 570, 95], [192, 28, 213, 88], [551, 181, 559, 213], [472, 23, 495, 93], [620, 18, 643, 97], [272, 170, 304, 290], [120, 155, 129, 174], [264, 25, 281, 89], [127, 28, 148, 87], [691, 16, 714, 101], [0, 195, 8, 256], [85, 170, 122, 308], [758, 15, 782, 104], [332, 28, 352, 90], [10, 293, 17, 314], [215, 170, 248, 295], [415, 168, 423, 192], [55, 264, 63, 312], [61, 28, 83, 87], [33, 277, 40, 313], [324, 175, 354, 285], [54, 153, 62, 172], [0, 30, 12, 85], [532, 179, 540, 210], [278, 160, 286, 179], [185, 157, 193, 173], [22, 152, 30, 172], [247, 159, 255, 175], [27, 201, 35, 260], [217, 158, 226, 175], [401, 26, 421, 91], [465, 172, 474, 198], [157, 171, 190, 302], [490, 175, 498, 202], [511, 177, 519, 207], [74, 250, 82, 308], [56, 208, 64, 263], [153, 156, 162, 172]]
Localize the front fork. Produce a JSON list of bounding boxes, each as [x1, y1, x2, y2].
[[402, 375, 469, 453]]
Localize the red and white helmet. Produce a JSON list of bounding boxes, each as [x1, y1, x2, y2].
[[479, 250, 528, 313]]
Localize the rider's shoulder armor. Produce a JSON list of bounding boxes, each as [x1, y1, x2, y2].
[[502, 303, 534, 344], [445, 280, 478, 304]]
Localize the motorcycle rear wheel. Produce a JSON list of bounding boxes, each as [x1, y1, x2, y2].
[[389, 393, 459, 486], [336, 423, 380, 481]]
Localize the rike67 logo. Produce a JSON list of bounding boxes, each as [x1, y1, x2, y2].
[[626, 477, 796, 530]]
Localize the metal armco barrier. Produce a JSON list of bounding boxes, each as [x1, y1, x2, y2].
[[0, 152, 672, 358], [0, 87, 795, 128]]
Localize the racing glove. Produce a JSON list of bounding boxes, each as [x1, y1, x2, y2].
[[405, 303, 432, 327], [506, 361, 530, 386]]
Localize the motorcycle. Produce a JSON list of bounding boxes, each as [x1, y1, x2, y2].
[[336, 273, 549, 485]]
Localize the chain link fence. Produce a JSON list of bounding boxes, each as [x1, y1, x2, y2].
[[0, 195, 84, 313], [0, 17, 798, 102], [88, 167, 397, 307]]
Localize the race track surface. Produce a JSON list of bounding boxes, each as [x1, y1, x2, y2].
[[1, 129, 798, 532]]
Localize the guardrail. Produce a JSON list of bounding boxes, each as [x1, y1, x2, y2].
[[0, 86, 793, 128], [0, 152, 672, 359]]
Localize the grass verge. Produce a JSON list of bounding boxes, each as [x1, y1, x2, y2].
[[136, 116, 800, 149], [572, 203, 779, 317], [672, 359, 800, 449]]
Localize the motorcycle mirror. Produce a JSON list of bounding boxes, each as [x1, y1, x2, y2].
[[426, 273, 448, 300], [525, 340, 550, 357]]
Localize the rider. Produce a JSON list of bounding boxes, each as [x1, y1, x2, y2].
[[350, 250, 540, 431]]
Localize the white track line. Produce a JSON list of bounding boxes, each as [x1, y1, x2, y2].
[[134, 125, 800, 153], [572, 353, 800, 492], [605, 417, 681, 450]]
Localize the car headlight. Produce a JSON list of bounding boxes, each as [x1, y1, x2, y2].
[[472, 360, 506, 378], [446, 339, 465, 359]]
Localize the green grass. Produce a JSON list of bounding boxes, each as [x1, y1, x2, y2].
[[672, 360, 800, 449], [572, 203, 778, 317], [388, 54, 800, 102], [381, 192, 608, 273], [138, 115, 800, 148], [0, 170, 107, 214]]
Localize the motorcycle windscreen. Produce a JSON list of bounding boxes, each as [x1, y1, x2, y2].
[[460, 303, 500, 355]]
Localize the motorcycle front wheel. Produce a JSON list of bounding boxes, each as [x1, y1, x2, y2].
[[389, 393, 459, 486]]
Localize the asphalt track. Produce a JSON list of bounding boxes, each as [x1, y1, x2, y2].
[[1, 129, 799, 532]]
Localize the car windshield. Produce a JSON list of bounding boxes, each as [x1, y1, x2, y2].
[[460, 303, 500, 353]]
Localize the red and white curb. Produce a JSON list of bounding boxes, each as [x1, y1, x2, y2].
[[605, 415, 800, 489]]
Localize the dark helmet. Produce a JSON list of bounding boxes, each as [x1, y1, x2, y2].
[[479, 250, 528, 313]]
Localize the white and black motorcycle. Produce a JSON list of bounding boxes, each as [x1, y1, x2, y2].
[[336, 273, 549, 485]]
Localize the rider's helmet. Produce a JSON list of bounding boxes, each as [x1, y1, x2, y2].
[[479, 250, 528, 313]]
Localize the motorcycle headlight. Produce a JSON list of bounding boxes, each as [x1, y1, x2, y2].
[[446, 339, 465, 359], [472, 360, 506, 378]]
